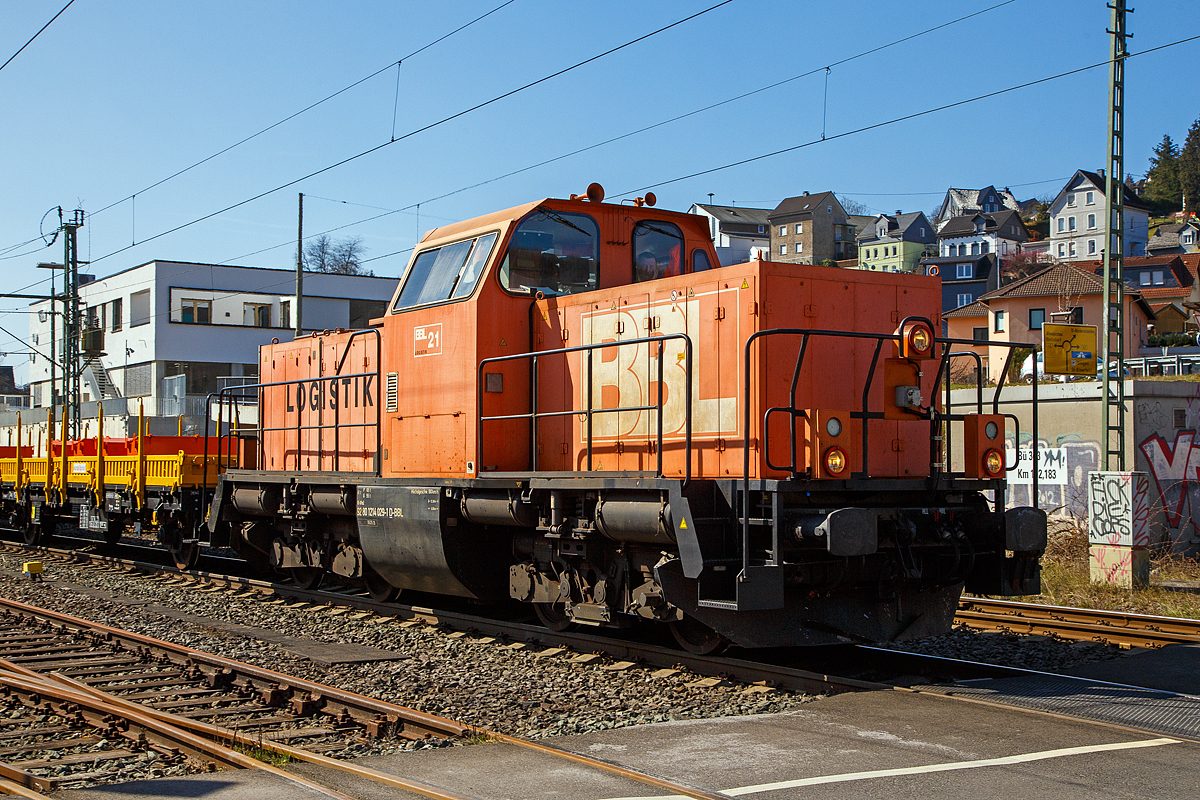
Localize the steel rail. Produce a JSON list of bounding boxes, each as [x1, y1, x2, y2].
[[0, 661, 480, 800], [0, 595, 466, 741], [2, 543, 880, 696], [0, 665, 358, 800], [957, 597, 1200, 648]]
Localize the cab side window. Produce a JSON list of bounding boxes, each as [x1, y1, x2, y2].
[[498, 209, 599, 296], [692, 248, 713, 272], [393, 232, 498, 311], [633, 221, 684, 282]]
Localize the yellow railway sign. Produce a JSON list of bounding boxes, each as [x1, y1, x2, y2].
[[1042, 323, 1098, 376]]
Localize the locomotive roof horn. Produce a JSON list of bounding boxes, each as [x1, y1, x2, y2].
[[633, 192, 657, 208], [570, 182, 606, 203]]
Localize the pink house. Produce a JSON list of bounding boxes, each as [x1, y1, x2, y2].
[[945, 262, 1153, 383]]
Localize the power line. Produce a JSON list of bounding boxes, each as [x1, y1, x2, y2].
[[89, 0, 518, 218], [0, 0, 75, 75], [211, 1, 1021, 267], [81, 1, 734, 269], [616, 34, 1200, 198]]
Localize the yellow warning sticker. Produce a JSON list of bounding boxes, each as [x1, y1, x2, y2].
[[741, 279, 749, 289], [611, 301, 617, 310], [499, 338, 507, 346], [679, 519, 688, 529]]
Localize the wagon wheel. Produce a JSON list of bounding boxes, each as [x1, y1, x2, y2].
[[669, 615, 728, 655], [290, 567, 324, 591], [24, 512, 54, 547], [171, 540, 200, 571], [363, 569, 401, 603], [533, 602, 575, 632], [103, 518, 124, 546]]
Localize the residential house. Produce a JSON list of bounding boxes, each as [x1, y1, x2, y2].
[[1147, 220, 1200, 256], [1071, 255, 1195, 300], [941, 301, 990, 381], [921, 253, 1001, 313], [937, 209, 1029, 260], [933, 185, 1020, 230], [959, 262, 1153, 384], [1148, 302, 1192, 335], [687, 203, 771, 266], [28, 260, 396, 413], [767, 192, 855, 264], [1048, 169, 1150, 262], [856, 211, 935, 273]]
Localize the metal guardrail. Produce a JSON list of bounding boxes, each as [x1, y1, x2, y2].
[[478, 333, 693, 483], [1123, 354, 1200, 376]]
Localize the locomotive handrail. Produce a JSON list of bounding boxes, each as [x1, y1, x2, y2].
[[477, 332, 692, 487], [202, 329, 383, 533], [740, 323, 1041, 580]]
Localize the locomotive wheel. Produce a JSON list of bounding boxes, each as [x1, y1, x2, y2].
[[25, 514, 54, 547], [290, 567, 324, 591], [533, 602, 575, 632], [669, 615, 728, 655], [363, 570, 401, 603], [21, 523, 41, 546], [103, 519, 123, 546], [171, 541, 200, 571]]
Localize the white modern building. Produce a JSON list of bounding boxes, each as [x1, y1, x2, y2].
[[687, 204, 771, 265], [28, 260, 397, 413]]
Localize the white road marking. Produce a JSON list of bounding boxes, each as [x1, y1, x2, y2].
[[603, 737, 1180, 800]]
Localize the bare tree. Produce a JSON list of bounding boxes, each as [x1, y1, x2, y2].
[[837, 195, 870, 216], [304, 234, 373, 276]]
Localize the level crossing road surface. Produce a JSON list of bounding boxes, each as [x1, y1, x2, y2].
[[58, 688, 1196, 800]]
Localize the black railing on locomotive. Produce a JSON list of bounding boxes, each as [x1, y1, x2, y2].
[[477, 332, 693, 485], [739, 320, 1040, 577], [203, 328, 383, 503]]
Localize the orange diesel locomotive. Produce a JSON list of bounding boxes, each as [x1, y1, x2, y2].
[[205, 185, 1045, 652]]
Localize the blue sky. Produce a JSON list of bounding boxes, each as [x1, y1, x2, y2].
[[1, 0, 1198, 383]]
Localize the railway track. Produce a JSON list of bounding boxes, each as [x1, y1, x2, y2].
[[0, 595, 764, 800], [956, 597, 1200, 649]]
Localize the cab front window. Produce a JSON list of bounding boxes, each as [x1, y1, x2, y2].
[[633, 220, 683, 282], [499, 209, 599, 296], [393, 232, 498, 312]]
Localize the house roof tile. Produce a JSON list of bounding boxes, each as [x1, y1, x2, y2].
[[944, 300, 989, 318]]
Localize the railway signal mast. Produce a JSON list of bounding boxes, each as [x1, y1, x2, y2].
[[1101, 0, 1129, 470]]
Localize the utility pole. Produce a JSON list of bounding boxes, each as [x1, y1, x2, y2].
[[62, 209, 84, 440], [295, 192, 304, 338], [1101, 0, 1129, 470]]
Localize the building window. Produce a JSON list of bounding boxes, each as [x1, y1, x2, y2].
[[1067, 194, 1076, 207], [180, 299, 211, 324], [1153, 270, 1164, 285], [1088, 239, 1096, 254], [891, 245, 897, 256], [795, 242, 803, 254], [957, 293, 972, 307], [1088, 213, 1096, 229], [1058, 244, 1065, 257], [795, 223, 803, 235], [981, 241, 989, 254], [973, 326, 988, 342], [955, 263, 971, 279], [1069, 242, 1076, 257], [958, 244, 967, 256], [1139, 272, 1150, 286], [920, 227, 926, 236], [995, 310, 1005, 332], [971, 242, 979, 255], [1029, 308, 1045, 330], [779, 226, 786, 237], [757, 225, 764, 234], [110, 297, 122, 332], [1058, 218, 1065, 232], [873, 248, 878, 258], [1069, 217, 1076, 231], [1086, 191, 1094, 204], [827, 205, 832, 214], [280, 300, 291, 330], [130, 289, 151, 327], [1183, 233, 1194, 244], [779, 243, 787, 255], [878, 226, 886, 237], [244, 303, 271, 327]]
